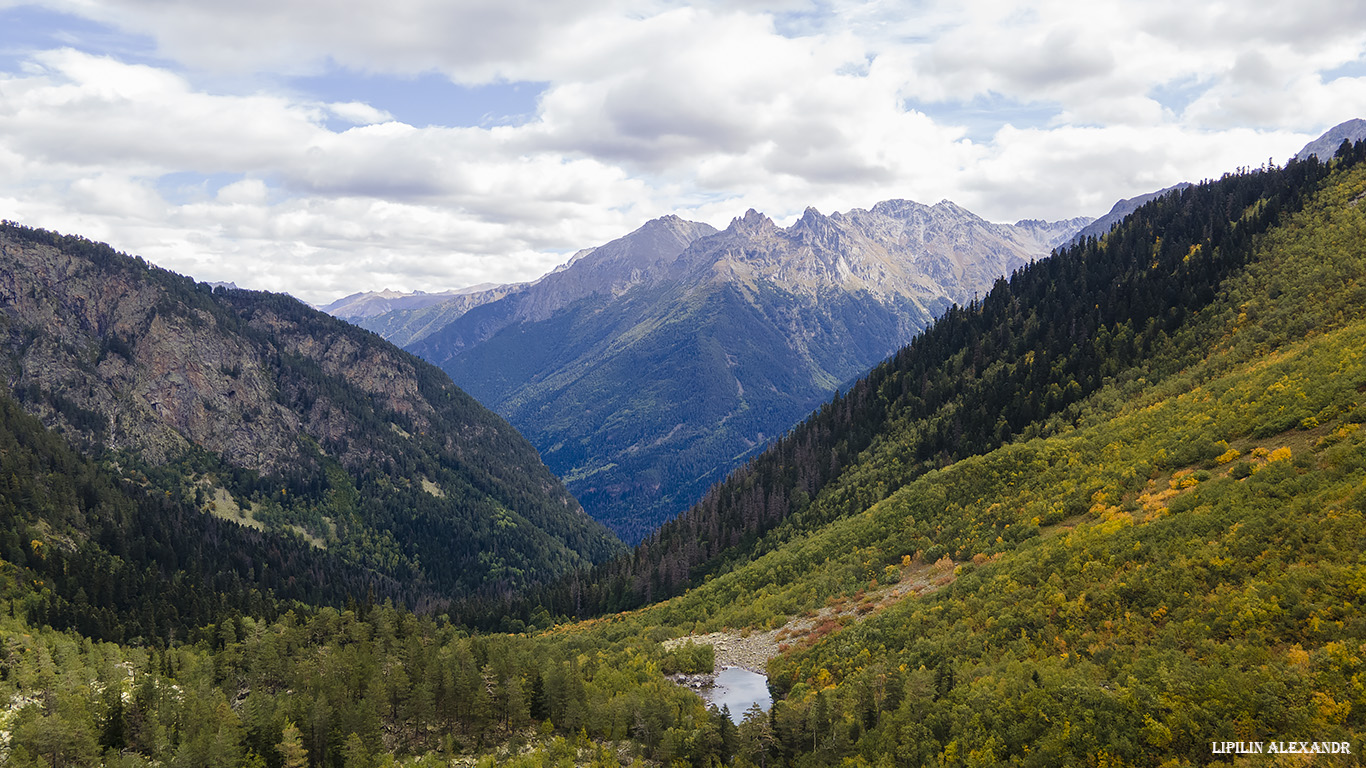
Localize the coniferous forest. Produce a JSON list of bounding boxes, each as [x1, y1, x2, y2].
[[2, 144, 1366, 766]]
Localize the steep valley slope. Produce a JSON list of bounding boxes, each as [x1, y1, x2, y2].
[[0, 223, 622, 604]]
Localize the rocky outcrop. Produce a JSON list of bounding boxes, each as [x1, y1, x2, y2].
[[0, 232, 295, 468], [674, 199, 1083, 309], [0, 231, 452, 475]]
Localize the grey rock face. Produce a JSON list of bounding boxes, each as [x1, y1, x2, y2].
[[321, 285, 512, 320], [1294, 118, 1366, 162]]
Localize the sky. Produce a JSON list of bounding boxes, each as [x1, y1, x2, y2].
[[1, 1, 1365, 304]]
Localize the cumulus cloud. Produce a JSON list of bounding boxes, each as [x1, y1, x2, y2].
[[40, 0, 625, 78], [0, 0, 1364, 303], [0, 48, 667, 300]]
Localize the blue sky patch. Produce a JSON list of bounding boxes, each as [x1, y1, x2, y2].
[[154, 171, 252, 205], [0, 4, 158, 69], [1322, 60, 1366, 82], [917, 92, 1060, 143], [1148, 76, 1209, 117], [289, 69, 545, 129]]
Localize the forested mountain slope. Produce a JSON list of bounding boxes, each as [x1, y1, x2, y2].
[[1067, 183, 1192, 245], [0, 223, 622, 601], [0, 389, 390, 642], [402, 204, 1084, 542], [489, 145, 1350, 623]]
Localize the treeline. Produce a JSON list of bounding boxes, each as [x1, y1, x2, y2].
[[0, 603, 746, 768], [461, 141, 1366, 626]]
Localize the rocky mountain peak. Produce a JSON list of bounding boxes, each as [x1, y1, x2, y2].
[[1015, 216, 1097, 251], [637, 213, 688, 235], [793, 206, 839, 247], [869, 198, 929, 219], [729, 208, 777, 235], [1295, 118, 1366, 161]]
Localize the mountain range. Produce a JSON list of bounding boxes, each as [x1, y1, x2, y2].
[[319, 284, 510, 320], [351, 201, 1091, 541], [1, 124, 1364, 768]]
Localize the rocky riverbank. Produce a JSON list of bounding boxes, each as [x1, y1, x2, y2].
[[662, 629, 787, 674], [661, 555, 959, 675], [666, 671, 717, 690]]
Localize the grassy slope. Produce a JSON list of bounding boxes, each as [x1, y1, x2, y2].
[[596, 159, 1366, 764]]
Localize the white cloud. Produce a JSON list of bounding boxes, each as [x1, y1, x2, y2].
[[957, 124, 1308, 220], [215, 178, 270, 205], [44, 0, 627, 78], [0, 49, 320, 174], [326, 101, 392, 125], [0, 1, 1363, 304]]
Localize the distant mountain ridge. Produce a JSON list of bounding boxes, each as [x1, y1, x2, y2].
[[1068, 183, 1193, 245], [366, 199, 1092, 541], [682, 201, 1089, 302], [358, 215, 716, 349], [321, 284, 509, 320], [1013, 216, 1095, 250], [1295, 118, 1366, 161]]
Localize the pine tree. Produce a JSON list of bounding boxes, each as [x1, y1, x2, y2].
[[278, 721, 308, 768]]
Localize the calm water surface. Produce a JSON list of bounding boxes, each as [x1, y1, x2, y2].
[[702, 667, 771, 724]]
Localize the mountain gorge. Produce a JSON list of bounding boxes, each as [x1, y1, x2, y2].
[[3, 134, 1366, 768], [369, 201, 1090, 541], [0, 223, 621, 607]]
